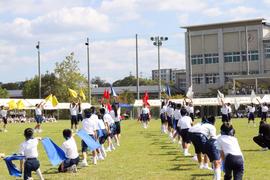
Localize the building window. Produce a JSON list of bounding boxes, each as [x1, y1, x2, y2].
[[264, 42, 270, 58], [242, 50, 259, 61], [191, 55, 203, 65], [224, 72, 240, 82], [192, 74, 204, 84], [224, 52, 240, 62], [205, 53, 219, 64], [205, 73, 219, 84]]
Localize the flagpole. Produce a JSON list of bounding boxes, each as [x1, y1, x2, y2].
[[136, 34, 140, 100], [85, 38, 91, 105]]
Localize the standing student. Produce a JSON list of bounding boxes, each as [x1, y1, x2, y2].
[[166, 101, 174, 139], [97, 113, 109, 157], [185, 98, 195, 122], [34, 102, 45, 133], [100, 108, 116, 151], [19, 128, 44, 180], [140, 104, 150, 129], [0, 106, 8, 132], [257, 99, 268, 121], [69, 102, 78, 132], [77, 101, 83, 122], [110, 104, 120, 146], [220, 99, 230, 123], [177, 108, 192, 156], [172, 103, 181, 144], [160, 101, 167, 134], [253, 120, 270, 150], [58, 129, 79, 173], [217, 123, 244, 180], [247, 103, 256, 126]]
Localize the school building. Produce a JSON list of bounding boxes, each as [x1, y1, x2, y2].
[[182, 18, 270, 96]]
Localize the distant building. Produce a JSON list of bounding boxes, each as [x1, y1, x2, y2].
[[152, 69, 172, 84], [182, 18, 270, 95]]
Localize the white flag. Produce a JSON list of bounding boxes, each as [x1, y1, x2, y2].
[[217, 90, 224, 105], [234, 98, 240, 110], [186, 86, 194, 99]]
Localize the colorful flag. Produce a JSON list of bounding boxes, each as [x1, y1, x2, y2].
[[166, 85, 171, 97], [16, 100, 25, 110], [186, 86, 194, 99], [4, 155, 25, 177], [76, 129, 101, 151], [68, 88, 78, 98], [103, 89, 110, 100], [41, 138, 67, 166], [79, 89, 86, 101], [110, 85, 117, 97], [8, 100, 17, 110], [52, 96, 59, 107]]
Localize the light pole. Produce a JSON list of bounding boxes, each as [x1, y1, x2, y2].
[[85, 38, 91, 105], [150, 36, 168, 100], [36, 41, 41, 99]]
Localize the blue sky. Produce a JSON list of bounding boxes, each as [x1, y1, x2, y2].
[[0, 0, 269, 83]]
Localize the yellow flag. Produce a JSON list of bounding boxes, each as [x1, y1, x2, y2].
[[45, 94, 53, 102], [52, 95, 59, 107], [79, 89, 86, 101], [68, 88, 78, 98], [17, 100, 25, 110], [8, 100, 17, 110]]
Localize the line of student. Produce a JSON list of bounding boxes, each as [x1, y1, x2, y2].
[[160, 100, 244, 180], [2, 105, 122, 180]]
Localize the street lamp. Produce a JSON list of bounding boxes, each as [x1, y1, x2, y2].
[[150, 36, 168, 100], [36, 41, 41, 99], [85, 38, 91, 105]]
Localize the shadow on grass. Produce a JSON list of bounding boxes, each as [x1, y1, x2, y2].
[[167, 164, 193, 171], [242, 149, 260, 152], [149, 150, 179, 156], [191, 173, 213, 177], [43, 168, 58, 175]]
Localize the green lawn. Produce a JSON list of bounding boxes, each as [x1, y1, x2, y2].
[[0, 118, 269, 180]]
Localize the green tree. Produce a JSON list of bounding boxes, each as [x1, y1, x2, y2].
[[0, 87, 9, 98], [118, 90, 135, 104], [91, 76, 110, 87], [113, 75, 158, 86]]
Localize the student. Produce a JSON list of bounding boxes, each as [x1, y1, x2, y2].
[[0, 106, 8, 132], [100, 108, 116, 152], [220, 99, 230, 123], [160, 101, 168, 134], [172, 103, 182, 144], [227, 103, 232, 121], [109, 104, 120, 146], [166, 101, 174, 139], [34, 102, 45, 133], [253, 120, 270, 150], [185, 98, 195, 122], [77, 101, 83, 122], [140, 104, 150, 129], [257, 99, 268, 121], [247, 103, 256, 126], [19, 128, 44, 180], [177, 108, 192, 156], [217, 123, 244, 180], [97, 113, 109, 157], [69, 102, 78, 132], [58, 129, 79, 173], [189, 116, 216, 170]]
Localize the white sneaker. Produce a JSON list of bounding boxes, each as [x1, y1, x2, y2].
[[111, 144, 116, 150], [98, 154, 104, 161], [199, 164, 204, 169], [178, 141, 182, 145], [192, 155, 198, 162], [93, 157, 97, 165], [106, 147, 112, 152], [117, 143, 120, 147], [38, 129, 42, 133], [172, 139, 176, 143], [67, 164, 77, 173], [261, 147, 269, 151], [184, 152, 191, 156], [81, 160, 88, 167], [203, 165, 213, 170]]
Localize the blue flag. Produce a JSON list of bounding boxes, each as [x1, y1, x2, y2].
[[166, 85, 171, 97], [4, 155, 25, 177], [77, 129, 101, 151], [110, 85, 117, 97], [41, 138, 67, 166]]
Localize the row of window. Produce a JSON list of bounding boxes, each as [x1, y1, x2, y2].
[[191, 50, 259, 65]]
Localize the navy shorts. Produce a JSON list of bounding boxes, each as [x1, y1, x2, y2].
[[160, 113, 167, 123], [58, 156, 79, 172], [24, 158, 40, 180], [140, 114, 149, 122], [205, 138, 220, 162], [180, 128, 191, 143], [2, 117, 7, 124], [81, 134, 95, 152], [190, 133, 208, 154], [71, 115, 78, 125], [262, 112, 267, 120], [248, 113, 255, 121], [115, 121, 121, 134], [222, 114, 229, 123], [35, 115, 43, 124], [109, 124, 116, 138], [98, 129, 108, 144], [77, 114, 83, 121], [167, 116, 173, 128], [173, 119, 178, 130]]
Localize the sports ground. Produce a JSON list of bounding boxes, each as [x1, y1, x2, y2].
[[0, 118, 269, 180]]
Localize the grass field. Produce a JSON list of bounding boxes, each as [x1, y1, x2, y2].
[[0, 118, 269, 180]]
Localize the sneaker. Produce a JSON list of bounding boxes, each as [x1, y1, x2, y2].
[[116, 143, 120, 147], [106, 147, 112, 152], [172, 139, 176, 143], [67, 164, 77, 173], [261, 147, 269, 151], [93, 157, 97, 165], [184, 152, 191, 156], [199, 164, 204, 169], [192, 155, 198, 162], [98, 154, 104, 161], [111, 145, 116, 150], [38, 129, 42, 133], [81, 160, 88, 167], [203, 165, 213, 170]]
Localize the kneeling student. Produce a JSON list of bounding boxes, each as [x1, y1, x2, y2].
[[217, 123, 244, 180], [19, 128, 44, 180], [58, 129, 79, 173], [253, 120, 270, 150]]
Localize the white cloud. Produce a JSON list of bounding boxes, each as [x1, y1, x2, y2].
[[228, 6, 256, 17], [203, 8, 222, 17], [153, 0, 207, 12]]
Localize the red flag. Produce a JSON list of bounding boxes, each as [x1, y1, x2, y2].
[[103, 89, 110, 100], [106, 89, 110, 100], [107, 103, 112, 112], [143, 91, 150, 107]]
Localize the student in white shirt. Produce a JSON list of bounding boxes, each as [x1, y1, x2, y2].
[[109, 104, 120, 146], [97, 113, 109, 158], [257, 99, 269, 121], [0, 106, 8, 132], [19, 128, 44, 180], [34, 102, 45, 133], [100, 108, 116, 152], [70, 102, 78, 132], [220, 99, 230, 123], [58, 129, 79, 173], [247, 103, 256, 126], [166, 101, 175, 138], [177, 108, 192, 156], [160, 101, 168, 134], [172, 104, 182, 144], [217, 123, 244, 180], [77, 101, 83, 122], [140, 104, 150, 129]]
